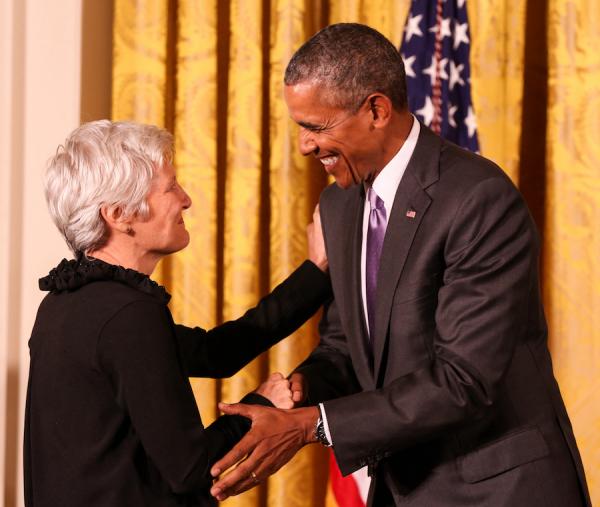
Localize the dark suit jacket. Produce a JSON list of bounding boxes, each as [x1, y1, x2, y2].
[[25, 258, 330, 507], [296, 125, 591, 506]]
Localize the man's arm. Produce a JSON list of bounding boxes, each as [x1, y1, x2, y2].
[[209, 175, 538, 495], [207, 285, 358, 500], [292, 295, 362, 404], [319, 175, 538, 474], [209, 403, 320, 501]]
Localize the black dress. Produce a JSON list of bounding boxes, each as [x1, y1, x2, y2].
[[24, 257, 330, 506]]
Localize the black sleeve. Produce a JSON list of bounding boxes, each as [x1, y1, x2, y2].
[[174, 260, 331, 378], [97, 300, 219, 494], [203, 393, 274, 462]]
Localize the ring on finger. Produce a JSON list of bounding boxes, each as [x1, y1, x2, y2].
[[250, 471, 259, 484]]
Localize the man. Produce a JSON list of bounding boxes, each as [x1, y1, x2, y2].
[[210, 23, 591, 506]]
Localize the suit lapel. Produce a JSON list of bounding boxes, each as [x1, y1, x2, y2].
[[340, 186, 375, 388], [372, 125, 441, 380]]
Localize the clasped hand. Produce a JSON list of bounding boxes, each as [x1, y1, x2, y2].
[[210, 373, 317, 501]]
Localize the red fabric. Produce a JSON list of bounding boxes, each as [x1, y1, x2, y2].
[[329, 451, 366, 507]]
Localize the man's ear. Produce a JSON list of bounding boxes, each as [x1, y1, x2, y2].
[[100, 205, 131, 234], [366, 93, 393, 127]]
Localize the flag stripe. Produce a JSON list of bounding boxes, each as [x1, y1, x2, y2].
[[329, 451, 367, 507]]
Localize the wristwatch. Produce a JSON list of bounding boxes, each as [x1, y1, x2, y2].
[[314, 407, 332, 447]]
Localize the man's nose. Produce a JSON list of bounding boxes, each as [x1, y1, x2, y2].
[[298, 130, 319, 156]]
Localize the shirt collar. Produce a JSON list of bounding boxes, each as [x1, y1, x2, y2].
[[368, 115, 420, 209]]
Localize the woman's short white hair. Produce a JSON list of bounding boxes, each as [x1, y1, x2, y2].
[[44, 120, 173, 255]]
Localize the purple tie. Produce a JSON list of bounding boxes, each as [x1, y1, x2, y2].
[[366, 187, 387, 340]]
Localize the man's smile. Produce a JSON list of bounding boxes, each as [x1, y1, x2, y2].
[[319, 155, 339, 172]]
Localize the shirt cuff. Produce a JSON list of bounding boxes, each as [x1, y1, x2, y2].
[[319, 403, 333, 446]]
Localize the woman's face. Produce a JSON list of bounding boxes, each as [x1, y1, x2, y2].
[[131, 161, 192, 256]]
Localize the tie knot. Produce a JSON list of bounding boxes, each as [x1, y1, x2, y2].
[[368, 187, 385, 211]]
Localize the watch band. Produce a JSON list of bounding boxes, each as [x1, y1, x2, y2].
[[315, 407, 332, 447]]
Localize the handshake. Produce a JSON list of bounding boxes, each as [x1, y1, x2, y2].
[[254, 371, 306, 409], [210, 371, 319, 501]]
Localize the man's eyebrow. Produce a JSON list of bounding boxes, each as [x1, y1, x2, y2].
[[298, 120, 323, 130]]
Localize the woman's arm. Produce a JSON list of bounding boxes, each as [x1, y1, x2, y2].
[[174, 260, 331, 378], [97, 300, 221, 493], [175, 205, 330, 378]]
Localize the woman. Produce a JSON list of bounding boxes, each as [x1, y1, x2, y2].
[[24, 120, 330, 506]]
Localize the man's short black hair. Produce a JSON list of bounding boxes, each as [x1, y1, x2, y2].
[[284, 23, 408, 112]]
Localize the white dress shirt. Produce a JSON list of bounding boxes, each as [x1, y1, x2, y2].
[[320, 116, 421, 446], [360, 116, 420, 336]]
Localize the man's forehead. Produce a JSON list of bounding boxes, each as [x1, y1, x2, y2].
[[284, 82, 340, 118]]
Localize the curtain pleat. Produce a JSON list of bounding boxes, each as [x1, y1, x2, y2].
[[467, 0, 526, 183], [172, 0, 219, 424], [266, 4, 330, 506], [545, 0, 600, 500], [112, 0, 169, 125], [329, 0, 409, 43], [220, 1, 266, 505], [112, 0, 172, 284]]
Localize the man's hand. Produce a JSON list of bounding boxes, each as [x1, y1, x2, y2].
[[307, 204, 328, 272], [254, 372, 293, 409], [209, 403, 319, 501], [289, 372, 307, 405]]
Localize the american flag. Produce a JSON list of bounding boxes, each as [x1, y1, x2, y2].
[[400, 0, 480, 152]]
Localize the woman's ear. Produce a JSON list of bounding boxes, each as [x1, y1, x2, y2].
[[100, 205, 132, 235]]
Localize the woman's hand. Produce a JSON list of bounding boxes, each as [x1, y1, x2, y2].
[[254, 372, 293, 409], [307, 204, 328, 272]]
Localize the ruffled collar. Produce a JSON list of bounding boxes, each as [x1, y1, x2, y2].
[[39, 256, 171, 303]]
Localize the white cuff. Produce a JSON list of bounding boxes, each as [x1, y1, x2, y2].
[[319, 403, 333, 446]]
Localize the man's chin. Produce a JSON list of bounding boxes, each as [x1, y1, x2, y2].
[[334, 178, 358, 190]]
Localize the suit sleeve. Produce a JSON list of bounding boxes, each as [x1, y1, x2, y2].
[[173, 260, 331, 378], [293, 189, 362, 404], [293, 295, 362, 404], [323, 176, 539, 475]]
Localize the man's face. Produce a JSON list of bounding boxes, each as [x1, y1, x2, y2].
[[284, 82, 380, 189]]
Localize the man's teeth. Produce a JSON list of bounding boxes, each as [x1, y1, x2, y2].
[[321, 156, 338, 166]]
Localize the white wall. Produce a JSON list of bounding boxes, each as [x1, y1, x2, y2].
[[1, 1, 83, 505]]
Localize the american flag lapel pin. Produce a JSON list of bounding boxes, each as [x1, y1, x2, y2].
[[406, 209, 416, 219]]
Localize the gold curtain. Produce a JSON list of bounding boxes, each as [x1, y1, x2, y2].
[[112, 0, 599, 505], [544, 0, 600, 501]]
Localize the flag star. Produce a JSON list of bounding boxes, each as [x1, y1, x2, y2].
[[457, 0, 466, 7], [464, 106, 478, 138], [416, 96, 435, 126], [449, 61, 465, 90], [453, 22, 470, 49], [405, 14, 423, 42], [403, 54, 417, 78], [448, 104, 458, 128], [423, 57, 448, 86], [428, 18, 452, 39]]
